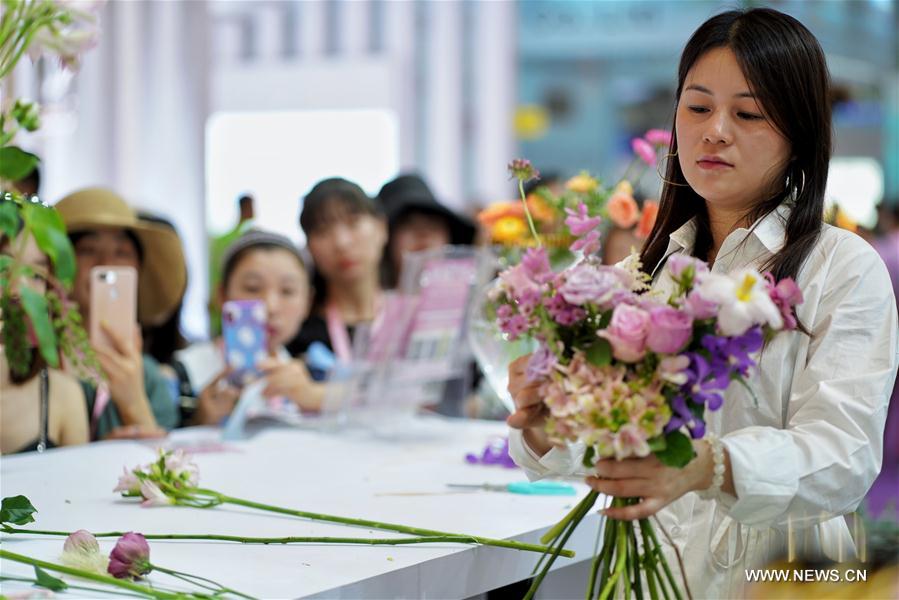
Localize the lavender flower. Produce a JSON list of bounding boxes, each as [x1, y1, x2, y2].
[[564, 202, 602, 236], [526, 344, 558, 381]]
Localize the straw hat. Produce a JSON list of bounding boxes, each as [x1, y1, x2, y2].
[[54, 187, 187, 326]]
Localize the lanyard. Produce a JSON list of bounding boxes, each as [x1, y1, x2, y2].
[[325, 302, 353, 364], [324, 294, 383, 364]]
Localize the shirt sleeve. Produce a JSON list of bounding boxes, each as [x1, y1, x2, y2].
[[718, 237, 899, 529], [508, 428, 592, 480], [143, 355, 180, 430]]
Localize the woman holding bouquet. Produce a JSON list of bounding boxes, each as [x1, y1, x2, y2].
[[508, 8, 898, 598]]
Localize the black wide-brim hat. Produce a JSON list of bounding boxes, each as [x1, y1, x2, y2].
[[376, 174, 477, 245]]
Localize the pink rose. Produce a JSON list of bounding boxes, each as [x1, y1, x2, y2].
[[644, 129, 672, 147], [598, 304, 650, 362], [607, 192, 639, 228], [645, 306, 693, 354]]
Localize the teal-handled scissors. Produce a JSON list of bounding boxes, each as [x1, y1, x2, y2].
[[446, 481, 577, 496]]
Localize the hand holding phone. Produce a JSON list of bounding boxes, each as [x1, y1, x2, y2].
[[221, 299, 268, 387], [89, 266, 138, 353]]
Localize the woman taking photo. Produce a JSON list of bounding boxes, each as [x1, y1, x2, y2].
[[507, 8, 898, 597]]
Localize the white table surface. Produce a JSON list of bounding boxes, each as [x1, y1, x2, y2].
[[0, 416, 602, 599]]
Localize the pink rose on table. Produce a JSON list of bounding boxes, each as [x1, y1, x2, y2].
[[646, 305, 693, 354], [598, 303, 650, 362]]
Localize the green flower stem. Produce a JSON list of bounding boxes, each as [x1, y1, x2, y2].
[[598, 519, 628, 600], [629, 522, 643, 600], [614, 156, 644, 191], [640, 522, 660, 600], [523, 490, 597, 600], [0, 575, 147, 598], [540, 491, 597, 545], [645, 521, 683, 600], [193, 489, 571, 557], [518, 179, 542, 245], [149, 564, 255, 600], [1, 525, 537, 549], [0, 549, 182, 600], [586, 513, 615, 599]]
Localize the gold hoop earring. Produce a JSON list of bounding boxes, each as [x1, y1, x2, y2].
[[656, 151, 690, 188]]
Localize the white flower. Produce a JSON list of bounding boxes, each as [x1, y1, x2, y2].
[[696, 269, 782, 336], [139, 480, 173, 508], [113, 467, 141, 494], [162, 449, 199, 487], [60, 529, 109, 575]]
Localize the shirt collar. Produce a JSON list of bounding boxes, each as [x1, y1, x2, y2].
[[655, 202, 792, 276]]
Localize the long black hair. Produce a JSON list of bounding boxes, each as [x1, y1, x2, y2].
[[299, 178, 383, 312], [640, 8, 831, 287]]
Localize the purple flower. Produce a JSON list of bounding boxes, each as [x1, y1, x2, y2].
[[499, 314, 529, 340], [565, 202, 602, 236], [517, 287, 542, 316], [702, 327, 763, 378], [646, 305, 694, 354], [664, 395, 706, 439], [521, 247, 553, 283], [597, 304, 651, 363], [108, 533, 151, 580], [680, 353, 729, 410], [558, 264, 627, 307], [498, 263, 542, 301], [544, 293, 586, 326], [526, 344, 558, 381], [631, 137, 656, 166], [644, 129, 673, 147], [570, 229, 601, 256]]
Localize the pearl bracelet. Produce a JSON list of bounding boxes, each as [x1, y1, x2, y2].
[[697, 433, 725, 501]]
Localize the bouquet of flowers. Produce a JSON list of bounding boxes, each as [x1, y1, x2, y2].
[[496, 161, 803, 599], [477, 130, 668, 266]]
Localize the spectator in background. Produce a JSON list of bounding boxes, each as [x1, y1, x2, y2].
[[376, 174, 477, 289], [1, 202, 89, 454], [287, 178, 387, 366], [209, 194, 255, 335], [178, 230, 323, 424], [55, 188, 183, 440]]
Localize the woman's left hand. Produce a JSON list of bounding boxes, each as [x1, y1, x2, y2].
[[586, 440, 715, 520]]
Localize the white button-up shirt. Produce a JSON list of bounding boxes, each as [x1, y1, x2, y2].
[[509, 205, 899, 598]]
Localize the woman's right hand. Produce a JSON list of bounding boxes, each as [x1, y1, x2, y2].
[[194, 370, 240, 425], [506, 354, 554, 456]]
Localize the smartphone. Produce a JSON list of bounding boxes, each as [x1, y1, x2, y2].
[[89, 266, 138, 353], [221, 299, 268, 386]]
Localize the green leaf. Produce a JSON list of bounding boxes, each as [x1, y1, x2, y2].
[[0, 495, 37, 526], [34, 566, 67, 592], [585, 339, 611, 367], [654, 431, 695, 468], [0, 199, 21, 239], [0, 147, 40, 181], [647, 435, 667, 453], [597, 310, 613, 330], [20, 287, 59, 368], [24, 203, 75, 284], [582, 445, 596, 469]]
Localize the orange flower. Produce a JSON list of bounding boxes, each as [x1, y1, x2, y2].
[[636, 200, 659, 239], [526, 194, 556, 223], [607, 192, 639, 228], [492, 216, 528, 244], [478, 201, 523, 227]]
